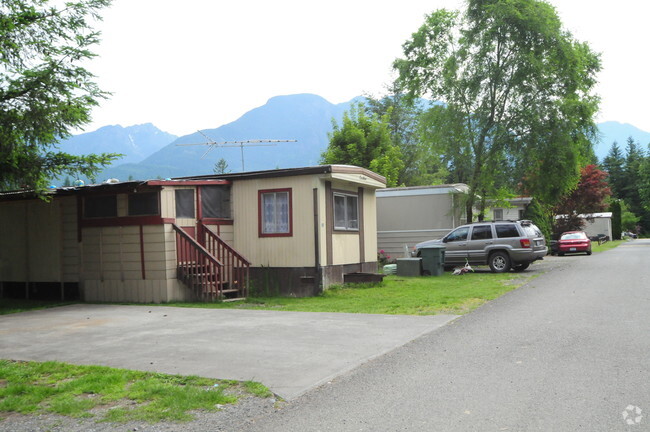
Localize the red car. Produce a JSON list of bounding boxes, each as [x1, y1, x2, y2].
[[558, 231, 592, 256]]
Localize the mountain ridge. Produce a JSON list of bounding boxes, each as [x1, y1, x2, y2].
[[59, 94, 649, 183]]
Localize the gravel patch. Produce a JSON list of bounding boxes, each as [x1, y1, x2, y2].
[[0, 396, 281, 432]]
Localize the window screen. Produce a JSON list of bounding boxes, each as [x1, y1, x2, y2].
[[175, 189, 195, 218], [84, 195, 117, 218], [128, 192, 159, 216], [471, 225, 493, 240], [493, 209, 504, 221], [495, 224, 520, 238], [334, 193, 359, 230], [201, 185, 231, 219], [260, 190, 291, 235]]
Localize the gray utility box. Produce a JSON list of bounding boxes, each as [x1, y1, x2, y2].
[[419, 245, 446, 276], [396, 258, 422, 277]]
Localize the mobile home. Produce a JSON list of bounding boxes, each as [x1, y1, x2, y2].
[[376, 184, 469, 259], [0, 165, 385, 302]]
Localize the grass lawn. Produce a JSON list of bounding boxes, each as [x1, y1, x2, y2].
[[0, 359, 272, 423], [0, 299, 77, 316], [592, 239, 625, 253], [163, 272, 536, 315]]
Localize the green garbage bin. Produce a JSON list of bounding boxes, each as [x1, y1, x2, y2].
[[419, 245, 446, 276]]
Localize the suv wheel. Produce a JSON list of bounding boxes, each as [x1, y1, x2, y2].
[[489, 251, 511, 273]]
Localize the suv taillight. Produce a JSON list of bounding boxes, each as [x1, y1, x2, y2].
[[520, 239, 531, 248]]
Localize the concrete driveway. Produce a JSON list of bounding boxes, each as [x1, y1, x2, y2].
[[0, 305, 457, 399]]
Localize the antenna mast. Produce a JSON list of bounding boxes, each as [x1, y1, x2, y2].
[[177, 131, 297, 171]]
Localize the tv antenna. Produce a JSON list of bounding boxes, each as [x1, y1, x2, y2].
[[177, 130, 297, 171]]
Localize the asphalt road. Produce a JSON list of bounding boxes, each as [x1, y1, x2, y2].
[[240, 240, 650, 431]]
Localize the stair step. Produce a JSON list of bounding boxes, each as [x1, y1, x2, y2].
[[222, 297, 246, 303]]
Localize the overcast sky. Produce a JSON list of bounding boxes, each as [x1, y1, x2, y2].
[[84, 0, 650, 137]]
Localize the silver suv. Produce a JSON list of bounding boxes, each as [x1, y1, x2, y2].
[[413, 220, 547, 273]]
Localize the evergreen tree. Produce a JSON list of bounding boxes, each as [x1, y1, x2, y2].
[[601, 141, 625, 197], [0, 0, 120, 194], [609, 200, 622, 240]]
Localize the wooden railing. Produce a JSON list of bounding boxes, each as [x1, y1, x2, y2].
[[199, 223, 250, 298], [172, 224, 224, 301]]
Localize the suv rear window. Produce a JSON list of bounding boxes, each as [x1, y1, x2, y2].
[[495, 224, 520, 238], [523, 225, 542, 237]]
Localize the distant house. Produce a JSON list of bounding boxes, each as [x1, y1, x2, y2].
[[489, 197, 532, 221], [0, 165, 385, 302], [376, 184, 469, 259], [555, 212, 613, 240]]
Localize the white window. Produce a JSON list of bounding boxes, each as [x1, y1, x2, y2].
[[493, 208, 504, 221], [334, 192, 359, 231], [259, 189, 291, 236]]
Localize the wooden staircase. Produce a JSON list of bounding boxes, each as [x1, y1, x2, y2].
[[172, 223, 250, 301]]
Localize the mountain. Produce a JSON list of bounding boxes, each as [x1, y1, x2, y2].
[[595, 121, 650, 161], [60, 123, 177, 166], [99, 94, 356, 181], [72, 95, 650, 182]]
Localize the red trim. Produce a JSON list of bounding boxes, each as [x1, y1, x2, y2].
[[146, 180, 231, 186], [258, 188, 293, 238], [80, 216, 175, 228], [139, 225, 146, 279], [196, 187, 203, 220], [201, 218, 233, 225]]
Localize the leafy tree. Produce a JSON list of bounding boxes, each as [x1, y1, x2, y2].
[[213, 158, 230, 174], [522, 198, 552, 242], [365, 90, 447, 186], [0, 0, 120, 194], [393, 0, 601, 221], [553, 164, 611, 235], [321, 102, 404, 187], [620, 201, 640, 232]]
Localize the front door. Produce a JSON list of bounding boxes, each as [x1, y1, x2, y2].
[[175, 188, 198, 238]]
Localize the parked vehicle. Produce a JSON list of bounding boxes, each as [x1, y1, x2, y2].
[[412, 220, 547, 273], [557, 231, 592, 255]]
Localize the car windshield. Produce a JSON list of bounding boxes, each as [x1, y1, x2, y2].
[[561, 232, 586, 240]]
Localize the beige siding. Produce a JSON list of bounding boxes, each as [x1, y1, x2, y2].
[[80, 225, 170, 282], [83, 278, 193, 303], [60, 197, 79, 282], [205, 224, 234, 247], [331, 234, 360, 265], [0, 199, 77, 283], [233, 175, 317, 267], [160, 187, 176, 219], [377, 189, 463, 259], [363, 188, 378, 262], [0, 202, 28, 280]]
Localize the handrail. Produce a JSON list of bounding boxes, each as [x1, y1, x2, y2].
[[172, 224, 224, 300], [199, 223, 250, 298]]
